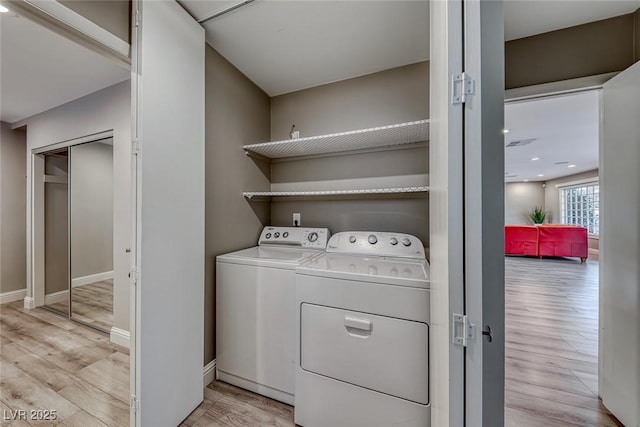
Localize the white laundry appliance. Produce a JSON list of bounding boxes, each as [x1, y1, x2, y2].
[[216, 226, 330, 405], [295, 231, 430, 427]]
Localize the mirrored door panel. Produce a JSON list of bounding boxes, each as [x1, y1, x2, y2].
[[69, 139, 114, 332], [43, 149, 70, 316]]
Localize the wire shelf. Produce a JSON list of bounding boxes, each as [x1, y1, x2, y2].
[[243, 186, 430, 200], [243, 120, 429, 159]]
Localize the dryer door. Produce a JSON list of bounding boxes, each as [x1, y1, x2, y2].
[[301, 303, 429, 404]]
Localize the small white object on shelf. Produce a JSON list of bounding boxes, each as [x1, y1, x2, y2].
[[243, 119, 429, 160], [243, 186, 429, 200]]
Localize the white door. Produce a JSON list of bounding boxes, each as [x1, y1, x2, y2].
[[430, 0, 505, 425], [429, 1, 465, 425], [130, 1, 205, 426], [462, 1, 506, 426], [599, 60, 640, 427]]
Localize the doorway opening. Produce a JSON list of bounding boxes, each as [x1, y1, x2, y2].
[[502, 89, 616, 425]]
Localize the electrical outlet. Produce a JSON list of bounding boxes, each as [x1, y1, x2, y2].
[[293, 213, 301, 227]]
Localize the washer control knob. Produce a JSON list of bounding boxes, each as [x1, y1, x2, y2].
[[274, 232, 280, 238], [349, 235, 357, 244], [368, 234, 378, 245], [265, 233, 271, 239], [390, 237, 398, 245], [308, 232, 318, 242], [283, 232, 289, 238], [402, 237, 412, 247]]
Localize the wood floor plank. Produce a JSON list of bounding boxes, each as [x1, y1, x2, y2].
[[58, 380, 129, 427], [0, 360, 80, 423], [56, 409, 109, 427], [0, 341, 79, 392], [76, 352, 129, 404]]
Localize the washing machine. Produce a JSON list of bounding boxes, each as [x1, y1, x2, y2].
[[216, 226, 330, 405], [295, 231, 430, 427]]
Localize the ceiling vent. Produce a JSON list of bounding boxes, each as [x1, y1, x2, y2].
[[506, 138, 536, 148], [554, 161, 569, 165]]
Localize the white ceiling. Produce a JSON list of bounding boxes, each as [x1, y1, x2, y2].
[[0, 11, 129, 124], [180, 0, 429, 96], [504, 0, 640, 41], [504, 90, 599, 183]]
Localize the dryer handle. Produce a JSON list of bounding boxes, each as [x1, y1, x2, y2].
[[344, 316, 372, 338]]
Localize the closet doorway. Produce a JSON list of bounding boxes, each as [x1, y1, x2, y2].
[[35, 134, 115, 334]]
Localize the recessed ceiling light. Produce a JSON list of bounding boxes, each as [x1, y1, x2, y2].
[[502, 129, 510, 134], [531, 157, 540, 161], [568, 164, 576, 168], [537, 174, 544, 177], [0, 5, 9, 13], [524, 179, 529, 182]]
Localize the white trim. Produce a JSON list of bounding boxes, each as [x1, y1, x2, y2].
[[45, 290, 68, 305], [110, 326, 130, 348], [505, 74, 614, 103], [72, 271, 113, 288], [32, 131, 113, 154], [0, 289, 27, 305], [24, 296, 35, 309], [555, 177, 599, 189], [23, 0, 130, 57], [203, 360, 216, 387]]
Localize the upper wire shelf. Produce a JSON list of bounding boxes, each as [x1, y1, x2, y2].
[[243, 119, 429, 159]]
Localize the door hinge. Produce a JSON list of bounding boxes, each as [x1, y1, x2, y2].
[[451, 72, 475, 105], [134, 9, 140, 28], [129, 267, 139, 286], [452, 314, 475, 347], [132, 138, 140, 156], [130, 395, 139, 413]]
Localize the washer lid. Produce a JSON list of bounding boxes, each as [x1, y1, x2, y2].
[[297, 253, 430, 288], [217, 246, 322, 268]]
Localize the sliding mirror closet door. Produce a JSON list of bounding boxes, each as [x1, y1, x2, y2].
[[43, 149, 70, 315], [69, 139, 115, 332]]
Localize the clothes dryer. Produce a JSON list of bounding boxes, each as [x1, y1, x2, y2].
[[295, 231, 430, 427]]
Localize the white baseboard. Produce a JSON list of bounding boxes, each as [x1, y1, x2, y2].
[[204, 359, 217, 387], [72, 271, 113, 288], [24, 296, 35, 309], [45, 290, 68, 305], [110, 327, 130, 348], [0, 289, 27, 305]]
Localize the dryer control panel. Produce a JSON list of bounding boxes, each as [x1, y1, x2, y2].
[[259, 226, 330, 249], [326, 231, 426, 259]]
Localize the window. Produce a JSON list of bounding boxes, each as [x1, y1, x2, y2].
[[560, 182, 599, 235]]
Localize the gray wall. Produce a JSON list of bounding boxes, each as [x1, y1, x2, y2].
[[0, 123, 27, 294], [505, 12, 638, 89], [504, 182, 545, 225], [544, 169, 599, 224], [44, 155, 69, 296], [70, 141, 113, 279], [205, 46, 271, 363], [59, 0, 130, 43], [23, 80, 130, 333], [270, 62, 429, 245]]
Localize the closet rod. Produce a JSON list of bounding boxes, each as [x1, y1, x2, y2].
[[198, 0, 256, 24]]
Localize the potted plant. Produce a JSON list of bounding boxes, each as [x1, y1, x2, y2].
[[528, 206, 547, 225]]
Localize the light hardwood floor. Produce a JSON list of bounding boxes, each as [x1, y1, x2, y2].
[[504, 256, 621, 427], [0, 257, 622, 426]]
